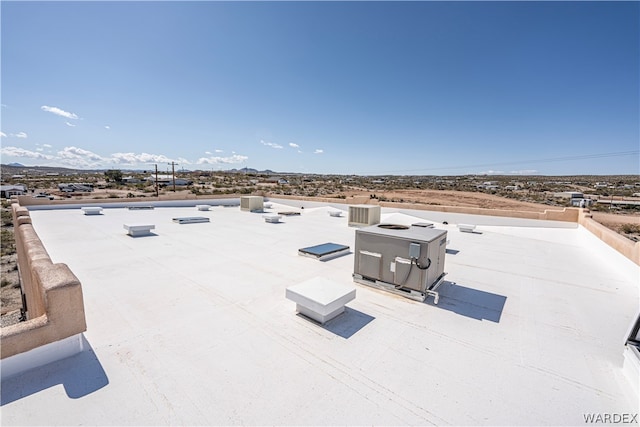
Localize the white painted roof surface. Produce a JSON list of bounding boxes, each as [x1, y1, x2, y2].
[[2, 201, 639, 426]]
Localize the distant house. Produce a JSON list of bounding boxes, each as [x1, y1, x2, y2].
[[477, 181, 500, 190], [554, 191, 583, 199], [571, 198, 594, 208], [0, 184, 27, 198], [122, 176, 144, 184], [145, 175, 193, 186], [58, 183, 94, 193]]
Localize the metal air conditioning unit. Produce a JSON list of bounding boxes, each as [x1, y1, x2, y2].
[[353, 224, 447, 302], [348, 205, 381, 227], [240, 196, 264, 212]]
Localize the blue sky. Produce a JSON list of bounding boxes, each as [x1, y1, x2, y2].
[[1, 1, 638, 175]]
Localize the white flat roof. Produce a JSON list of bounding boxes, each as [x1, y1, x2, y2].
[[2, 200, 639, 425]]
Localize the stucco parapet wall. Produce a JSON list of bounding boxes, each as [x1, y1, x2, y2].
[[16, 193, 247, 208], [579, 211, 640, 265], [13, 204, 30, 220], [2, 206, 87, 359], [376, 201, 580, 222], [268, 194, 579, 222], [16, 215, 32, 226]]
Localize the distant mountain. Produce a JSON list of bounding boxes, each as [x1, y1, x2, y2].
[[227, 167, 276, 174], [0, 164, 103, 176]]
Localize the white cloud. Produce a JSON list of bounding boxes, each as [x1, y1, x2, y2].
[[509, 169, 538, 175], [66, 122, 76, 127], [313, 149, 324, 154], [477, 169, 539, 175], [261, 140, 283, 149], [57, 146, 105, 167], [6, 132, 28, 138], [104, 125, 110, 130], [0, 146, 55, 160], [35, 143, 53, 152], [289, 143, 299, 148], [59, 146, 104, 160], [0, 132, 6, 137], [205, 151, 212, 155], [196, 154, 248, 165], [215, 149, 223, 153], [110, 152, 177, 165], [41, 105, 79, 120]]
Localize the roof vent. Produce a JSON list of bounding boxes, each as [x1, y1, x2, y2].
[[348, 205, 381, 227], [378, 224, 409, 230]]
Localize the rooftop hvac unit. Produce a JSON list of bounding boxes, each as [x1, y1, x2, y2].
[[240, 196, 264, 212], [348, 205, 381, 227], [353, 224, 447, 302]]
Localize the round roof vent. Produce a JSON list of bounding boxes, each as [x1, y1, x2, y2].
[[377, 223, 409, 230]]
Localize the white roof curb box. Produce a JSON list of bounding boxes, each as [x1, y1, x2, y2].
[[81, 206, 103, 215], [286, 277, 356, 324], [263, 214, 282, 223], [457, 223, 476, 233], [123, 223, 155, 236]]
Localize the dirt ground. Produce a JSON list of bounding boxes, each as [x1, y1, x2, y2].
[[344, 189, 555, 212], [591, 211, 640, 225], [1, 252, 22, 319]]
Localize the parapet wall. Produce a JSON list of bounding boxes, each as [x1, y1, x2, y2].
[[579, 210, 640, 265], [16, 193, 244, 208], [377, 201, 580, 222], [1, 204, 87, 359], [271, 194, 579, 222]]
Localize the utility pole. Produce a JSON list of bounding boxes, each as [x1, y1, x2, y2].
[[168, 162, 178, 192], [154, 164, 159, 197]]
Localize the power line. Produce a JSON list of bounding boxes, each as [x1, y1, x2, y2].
[[383, 150, 639, 174]]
